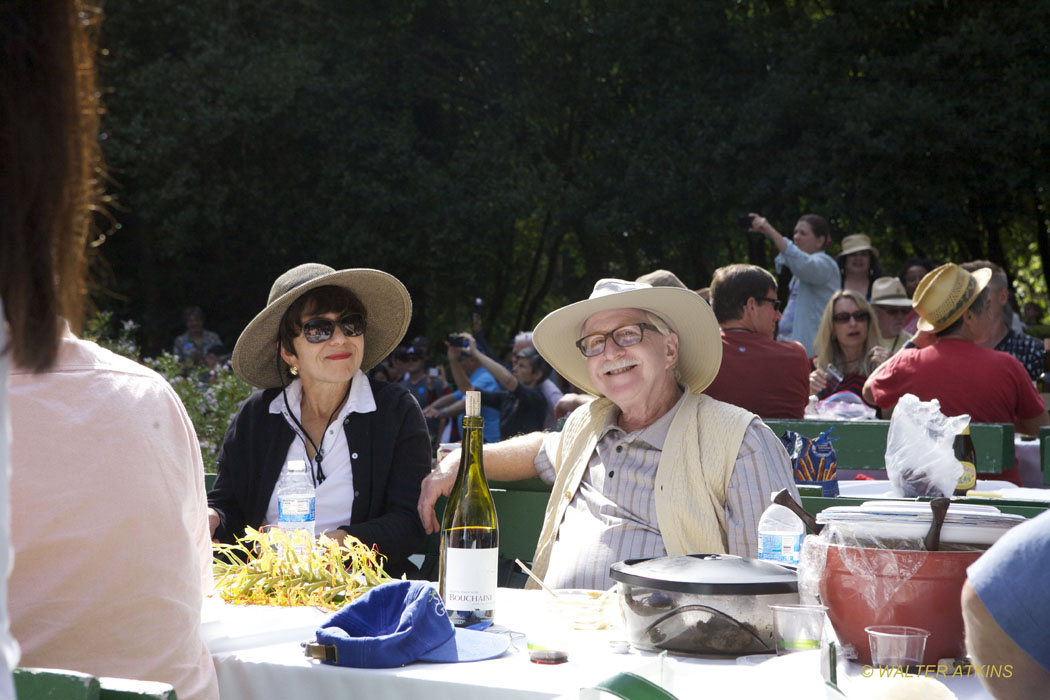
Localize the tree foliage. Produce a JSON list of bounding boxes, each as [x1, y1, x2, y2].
[[97, 0, 1050, 353]]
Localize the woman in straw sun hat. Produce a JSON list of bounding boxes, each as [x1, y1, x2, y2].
[[837, 233, 882, 299], [207, 263, 431, 577]]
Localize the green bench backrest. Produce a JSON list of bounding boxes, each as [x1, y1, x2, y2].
[[763, 418, 1014, 474], [14, 668, 177, 700]]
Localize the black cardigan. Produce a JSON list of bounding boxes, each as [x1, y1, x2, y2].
[[208, 377, 430, 577]]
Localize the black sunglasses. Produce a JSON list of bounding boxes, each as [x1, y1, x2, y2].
[[300, 314, 366, 343], [757, 297, 781, 311], [832, 310, 870, 324]]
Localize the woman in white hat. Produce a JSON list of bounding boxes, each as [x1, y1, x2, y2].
[[837, 234, 882, 299], [207, 263, 431, 578]]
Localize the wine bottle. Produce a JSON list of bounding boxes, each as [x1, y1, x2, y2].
[[439, 390, 499, 626], [953, 425, 977, 497]]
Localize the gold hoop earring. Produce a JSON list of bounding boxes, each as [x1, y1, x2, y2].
[[289, 366, 299, 376]]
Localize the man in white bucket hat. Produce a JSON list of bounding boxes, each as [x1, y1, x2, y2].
[[864, 263, 1047, 484], [418, 279, 796, 590]]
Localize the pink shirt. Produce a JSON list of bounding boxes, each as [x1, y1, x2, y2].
[[8, 330, 217, 700]]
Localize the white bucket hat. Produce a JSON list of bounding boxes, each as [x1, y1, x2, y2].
[[232, 263, 411, 389], [869, 277, 913, 307], [532, 279, 722, 397]]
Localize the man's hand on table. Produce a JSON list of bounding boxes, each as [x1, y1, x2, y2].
[[418, 448, 462, 534]]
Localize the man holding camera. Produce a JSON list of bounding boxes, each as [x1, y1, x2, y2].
[[422, 333, 501, 442], [425, 334, 550, 440]]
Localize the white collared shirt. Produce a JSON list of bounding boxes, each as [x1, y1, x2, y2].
[[264, 370, 376, 534]]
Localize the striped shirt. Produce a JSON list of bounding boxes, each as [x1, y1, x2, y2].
[[535, 395, 793, 589]]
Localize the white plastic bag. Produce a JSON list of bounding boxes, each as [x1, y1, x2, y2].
[[885, 394, 968, 497]]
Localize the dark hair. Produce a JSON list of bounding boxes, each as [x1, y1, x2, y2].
[[514, 346, 550, 381], [798, 214, 831, 245], [936, 286, 990, 338], [279, 285, 366, 357], [709, 264, 777, 323], [1, 1, 104, 371]]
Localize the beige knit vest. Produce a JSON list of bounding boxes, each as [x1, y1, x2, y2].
[[527, 392, 756, 587]]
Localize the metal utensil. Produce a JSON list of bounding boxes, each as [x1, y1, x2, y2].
[[923, 498, 950, 552], [773, 488, 824, 535]]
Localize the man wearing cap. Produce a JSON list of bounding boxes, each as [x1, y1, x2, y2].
[[962, 510, 1050, 699], [704, 264, 811, 419], [869, 277, 913, 355], [863, 263, 1048, 484], [748, 213, 839, 354], [418, 279, 797, 590], [961, 260, 1045, 382]]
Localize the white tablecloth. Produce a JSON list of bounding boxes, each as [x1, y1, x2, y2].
[[202, 588, 991, 700]]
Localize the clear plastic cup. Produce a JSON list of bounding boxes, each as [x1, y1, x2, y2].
[[865, 625, 930, 668], [769, 604, 827, 654]]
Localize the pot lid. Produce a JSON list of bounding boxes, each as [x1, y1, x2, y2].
[[609, 554, 798, 595]]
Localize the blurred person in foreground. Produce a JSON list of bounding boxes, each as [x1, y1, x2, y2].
[[3, 3, 217, 697], [808, 290, 889, 402], [207, 264, 430, 578], [705, 264, 810, 419], [869, 277, 913, 355], [418, 279, 796, 590], [864, 263, 1048, 484], [962, 509, 1050, 699], [749, 212, 839, 354], [961, 260, 1045, 382]]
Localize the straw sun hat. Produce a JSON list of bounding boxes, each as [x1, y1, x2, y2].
[[912, 263, 992, 333], [232, 263, 411, 389], [837, 233, 879, 259], [532, 279, 722, 398]]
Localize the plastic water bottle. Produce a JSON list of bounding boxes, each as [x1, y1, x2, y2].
[[277, 460, 315, 554], [757, 502, 804, 565]]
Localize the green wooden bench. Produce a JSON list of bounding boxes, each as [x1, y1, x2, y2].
[[13, 667, 177, 700], [203, 472, 217, 492], [763, 418, 1015, 475]]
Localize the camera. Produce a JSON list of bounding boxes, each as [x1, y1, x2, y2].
[[446, 334, 469, 348], [738, 214, 755, 230]]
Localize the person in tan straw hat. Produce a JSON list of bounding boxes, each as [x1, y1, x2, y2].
[[208, 263, 431, 577], [864, 263, 1048, 484], [869, 276, 913, 354], [837, 233, 883, 298], [418, 279, 797, 590]]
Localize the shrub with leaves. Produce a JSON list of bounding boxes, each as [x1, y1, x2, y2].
[[84, 311, 253, 472]]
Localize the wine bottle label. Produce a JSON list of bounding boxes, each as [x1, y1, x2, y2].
[[443, 547, 498, 609]]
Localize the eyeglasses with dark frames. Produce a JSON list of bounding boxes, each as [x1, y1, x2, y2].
[[875, 305, 911, 317], [832, 310, 871, 324], [757, 297, 781, 311], [300, 314, 366, 343], [575, 323, 660, 357]]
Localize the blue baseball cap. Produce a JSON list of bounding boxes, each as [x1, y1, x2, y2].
[[308, 581, 510, 668]]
